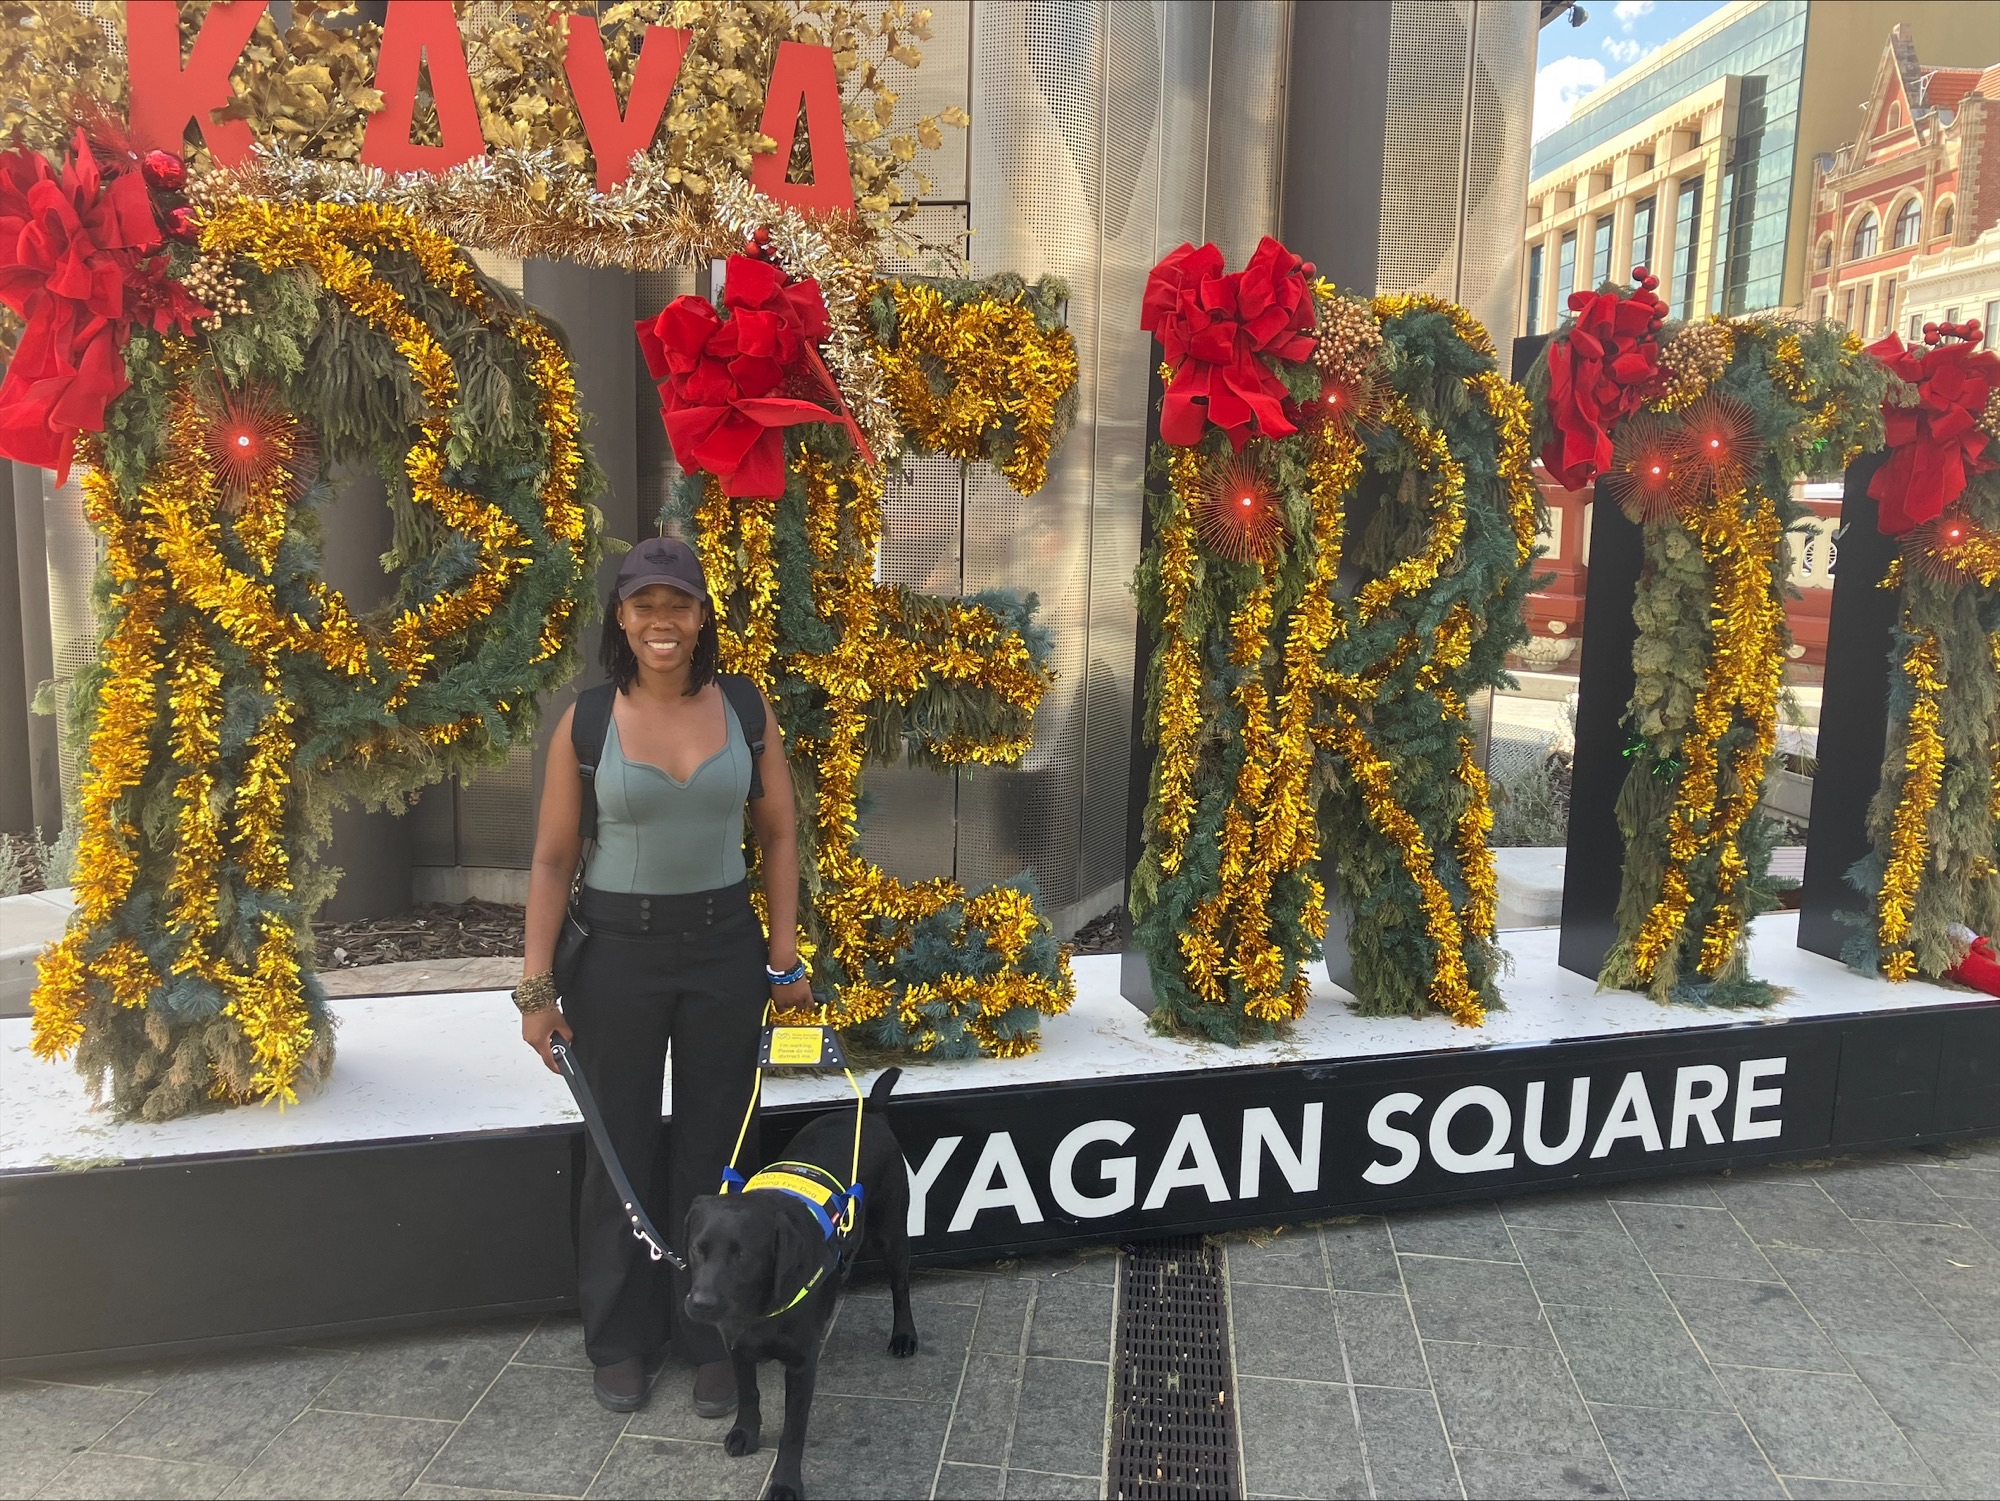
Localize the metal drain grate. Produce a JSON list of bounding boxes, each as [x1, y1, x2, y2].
[[1109, 1235, 1239, 1500]]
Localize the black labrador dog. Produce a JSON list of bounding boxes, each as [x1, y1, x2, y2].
[[683, 1067, 917, 1501]]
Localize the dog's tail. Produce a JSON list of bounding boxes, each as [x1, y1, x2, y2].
[[867, 1067, 902, 1111]]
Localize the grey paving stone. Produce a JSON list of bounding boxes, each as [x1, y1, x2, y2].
[[512, 1314, 591, 1373], [1856, 1221, 2000, 1344], [580, 1435, 770, 1500], [1006, 1358, 1107, 1479], [403, 1486, 570, 1499], [1547, 1303, 1727, 1410], [1450, 1447, 1621, 1499], [1719, 1179, 1874, 1252], [1767, 1248, 1976, 1362], [1497, 1194, 1626, 1237], [1858, 1354, 2000, 1434], [970, 1279, 1034, 1355], [1778, 1481, 1941, 1500], [1910, 1163, 2000, 1200], [32, 1359, 188, 1394], [1617, 1203, 1777, 1280], [1003, 1471, 1098, 1500], [1716, 1365, 1929, 1485], [942, 1356, 1020, 1468], [1603, 1176, 1725, 1208], [1025, 1276, 1115, 1364], [1400, 1256, 1552, 1348], [845, 1267, 991, 1308], [1387, 1204, 1519, 1263], [933, 1463, 1006, 1500], [1941, 1137, 2000, 1168], [1426, 1343, 1598, 1456], [423, 1363, 628, 1496], [0, 1377, 143, 1452], [1228, 1282, 1341, 1382], [1320, 1217, 1404, 1294], [1588, 1404, 1784, 1499], [1233, 1376, 1368, 1500], [817, 1296, 975, 1403], [785, 1392, 951, 1501], [313, 1322, 533, 1423], [1952, 1194, 2000, 1254], [1225, 1230, 1329, 1289], [1899, 1428, 2000, 1500], [1010, 1250, 1119, 1286], [1513, 1226, 1669, 1308], [1813, 1164, 1969, 1227], [1334, 1291, 1428, 1390], [95, 1348, 350, 1468], [1354, 1386, 1461, 1500], [33, 1451, 239, 1499], [0, 1442, 75, 1500], [227, 1408, 452, 1499], [1657, 1274, 1848, 1373]]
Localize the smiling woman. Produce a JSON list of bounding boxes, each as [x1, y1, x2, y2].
[[516, 535, 806, 1423]]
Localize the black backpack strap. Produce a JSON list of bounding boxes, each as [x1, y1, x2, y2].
[[571, 683, 618, 841], [718, 672, 767, 801]]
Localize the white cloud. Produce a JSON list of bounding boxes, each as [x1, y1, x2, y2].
[[1534, 55, 1608, 141], [1602, 37, 1646, 65], [1613, 0, 1656, 30]]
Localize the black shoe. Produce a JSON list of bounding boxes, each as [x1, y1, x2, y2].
[[692, 1358, 736, 1418], [593, 1356, 648, 1413]]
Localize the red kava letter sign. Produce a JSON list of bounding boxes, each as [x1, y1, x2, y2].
[[129, 3, 856, 214]]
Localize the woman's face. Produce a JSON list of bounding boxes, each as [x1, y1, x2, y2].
[[619, 583, 705, 674]]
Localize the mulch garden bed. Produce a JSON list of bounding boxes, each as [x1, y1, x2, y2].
[[313, 900, 1132, 969]]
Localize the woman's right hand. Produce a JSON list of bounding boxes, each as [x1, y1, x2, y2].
[[523, 1006, 574, 1074]]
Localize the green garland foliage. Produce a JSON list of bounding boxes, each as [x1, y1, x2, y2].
[[1130, 293, 1538, 1041], [60, 232, 606, 1120], [1844, 459, 2000, 980]]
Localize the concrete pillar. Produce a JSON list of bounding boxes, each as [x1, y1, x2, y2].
[[1278, 0, 1392, 295], [1654, 176, 1680, 315], [317, 466, 413, 921], [0, 472, 33, 833], [11, 465, 61, 834], [1612, 195, 1637, 284]]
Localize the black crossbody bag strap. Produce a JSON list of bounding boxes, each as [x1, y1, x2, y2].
[[553, 684, 617, 998], [717, 672, 768, 800]]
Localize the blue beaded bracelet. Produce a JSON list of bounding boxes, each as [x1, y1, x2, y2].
[[766, 961, 808, 986]]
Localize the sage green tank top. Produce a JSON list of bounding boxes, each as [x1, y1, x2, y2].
[[583, 706, 752, 894]]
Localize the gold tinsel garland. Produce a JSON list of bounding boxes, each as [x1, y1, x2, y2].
[[32, 199, 589, 1103], [702, 453, 1070, 1055], [872, 280, 1080, 494], [1877, 624, 1946, 982]]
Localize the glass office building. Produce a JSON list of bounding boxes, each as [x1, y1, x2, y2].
[[1532, 0, 1806, 316]]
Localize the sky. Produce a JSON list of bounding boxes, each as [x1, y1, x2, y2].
[[1533, 0, 1732, 142]]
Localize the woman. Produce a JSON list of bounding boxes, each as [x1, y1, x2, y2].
[[514, 535, 809, 1416]]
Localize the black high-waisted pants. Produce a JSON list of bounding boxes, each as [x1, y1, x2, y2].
[[562, 881, 764, 1368]]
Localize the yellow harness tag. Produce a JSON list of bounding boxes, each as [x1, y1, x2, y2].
[[761, 1025, 847, 1068]]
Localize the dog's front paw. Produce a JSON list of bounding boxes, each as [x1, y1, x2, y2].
[[888, 1330, 919, 1358], [725, 1424, 761, 1457]]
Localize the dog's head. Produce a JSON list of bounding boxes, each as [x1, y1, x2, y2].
[[683, 1192, 829, 1328]]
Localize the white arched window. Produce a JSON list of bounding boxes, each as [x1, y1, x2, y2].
[[1851, 209, 1879, 260], [1886, 101, 1902, 131], [1939, 199, 1957, 240], [1816, 235, 1833, 270], [1893, 198, 1922, 248]]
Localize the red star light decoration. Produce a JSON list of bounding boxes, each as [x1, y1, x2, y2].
[[1194, 451, 1288, 564], [1601, 412, 1686, 523], [201, 384, 317, 513], [1672, 393, 1760, 500]]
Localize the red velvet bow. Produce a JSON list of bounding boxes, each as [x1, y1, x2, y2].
[[636, 255, 871, 500], [1947, 935, 2000, 996], [1864, 332, 1998, 535], [1141, 236, 1318, 451], [0, 132, 203, 484], [1540, 276, 1668, 491]]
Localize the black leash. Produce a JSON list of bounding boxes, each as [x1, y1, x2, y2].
[[548, 1032, 687, 1271]]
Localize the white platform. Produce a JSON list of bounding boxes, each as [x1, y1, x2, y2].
[[1, 912, 1981, 1175]]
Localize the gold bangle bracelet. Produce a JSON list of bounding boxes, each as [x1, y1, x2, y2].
[[512, 971, 558, 1014]]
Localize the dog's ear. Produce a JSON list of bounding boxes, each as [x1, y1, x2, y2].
[[768, 1206, 825, 1312]]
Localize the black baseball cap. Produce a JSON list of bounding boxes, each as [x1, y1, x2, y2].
[[616, 535, 708, 602]]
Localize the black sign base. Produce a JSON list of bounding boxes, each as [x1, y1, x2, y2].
[[7, 986, 2000, 1373], [1798, 456, 1896, 961]]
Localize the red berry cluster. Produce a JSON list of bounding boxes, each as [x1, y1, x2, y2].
[[1924, 318, 1985, 346]]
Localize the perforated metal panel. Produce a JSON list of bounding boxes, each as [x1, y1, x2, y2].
[[455, 741, 538, 869], [42, 472, 100, 809], [1205, 1, 1288, 267], [1377, 0, 1535, 343]]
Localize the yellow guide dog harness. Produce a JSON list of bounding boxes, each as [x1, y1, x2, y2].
[[719, 1005, 867, 1316]]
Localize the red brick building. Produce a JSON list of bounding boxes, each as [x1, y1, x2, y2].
[[1806, 27, 1999, 339]]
